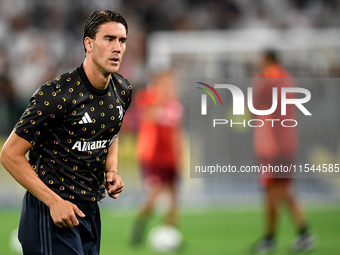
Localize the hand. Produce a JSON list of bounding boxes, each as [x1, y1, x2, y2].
[[105, 171, 124, 199], [49, 199, 85, 228]]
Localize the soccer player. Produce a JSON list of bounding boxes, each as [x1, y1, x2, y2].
[[0, 10, 132, 255], [252, 50, 315, 254], [130, 70, 183, 245]]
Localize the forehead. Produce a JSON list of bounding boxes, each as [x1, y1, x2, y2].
[[97, 21, 127, 37]]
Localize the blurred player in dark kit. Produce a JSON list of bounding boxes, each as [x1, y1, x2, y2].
[[130, 70, 183, 245], [252, 50, 315, 254], [0, 10, 132, 255]]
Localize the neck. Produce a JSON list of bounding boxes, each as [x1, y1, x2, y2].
[[83, 58, 111, 90]]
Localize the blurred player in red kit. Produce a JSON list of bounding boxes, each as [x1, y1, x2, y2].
[[130, 70, 183, 244], [252, 50, 315, 254]]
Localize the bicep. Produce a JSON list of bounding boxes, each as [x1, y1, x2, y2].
[[2, 132, 33, 156], [0, 131, 33, 166]]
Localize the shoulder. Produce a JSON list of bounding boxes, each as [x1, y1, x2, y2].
[[41, 68, 80, 95], [31, 68, 79, 104], [31, 81, 60, 102], [53, 68, 80, 86], [112, 73, 132, 92], [36, 68, 79, 91], [263, 65, 290, 79], [111, 73, 133, 110]]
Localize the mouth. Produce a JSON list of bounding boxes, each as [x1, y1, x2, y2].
[[109, 57, 120, 65]]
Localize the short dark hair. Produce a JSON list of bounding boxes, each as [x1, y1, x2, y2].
[[83, 10, 128, 53], [263, 49, 279, 64]]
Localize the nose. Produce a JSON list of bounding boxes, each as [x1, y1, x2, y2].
[[112, 39, 121, 53]]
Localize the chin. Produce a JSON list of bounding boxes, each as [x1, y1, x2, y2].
[[108, 66, 120, 74]]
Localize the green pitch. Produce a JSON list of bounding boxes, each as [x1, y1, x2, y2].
[[0, 207, 339, 255]]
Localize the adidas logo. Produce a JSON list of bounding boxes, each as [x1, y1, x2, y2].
[[79, 112, 93, 124]]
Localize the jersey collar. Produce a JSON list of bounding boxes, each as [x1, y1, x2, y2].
[[77, 64, 110, 96]]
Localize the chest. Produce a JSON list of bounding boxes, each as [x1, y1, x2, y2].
[[62, 91, 124, 140]]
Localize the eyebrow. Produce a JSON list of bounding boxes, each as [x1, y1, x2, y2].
[[103, 35, 127, 41]]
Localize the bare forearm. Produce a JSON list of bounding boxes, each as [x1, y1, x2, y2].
[[105, 135, 119, 173], [1, 152, 62, 207], [103, 135, 124, 198], [0, 132, 62, 208]]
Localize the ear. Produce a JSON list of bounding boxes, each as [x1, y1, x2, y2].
[[84, 37, 93, 53]]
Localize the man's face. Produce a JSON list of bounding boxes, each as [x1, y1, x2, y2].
[[88, 21, 127, 75]]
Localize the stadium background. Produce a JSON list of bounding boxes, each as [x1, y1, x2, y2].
[[0, 0, 339, 254]]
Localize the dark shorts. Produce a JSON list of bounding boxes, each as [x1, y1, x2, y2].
[[18, 191, 101, 255], [141, 162, 178, 186], [259, 156, 294, 189]]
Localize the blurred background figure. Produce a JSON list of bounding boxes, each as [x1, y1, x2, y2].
[[252, 50, 315, 254], [0, 46, 16, 135], [130, 70, 183, 245]]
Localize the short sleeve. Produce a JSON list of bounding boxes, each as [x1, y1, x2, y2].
[[14, 83, 65, 146]]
